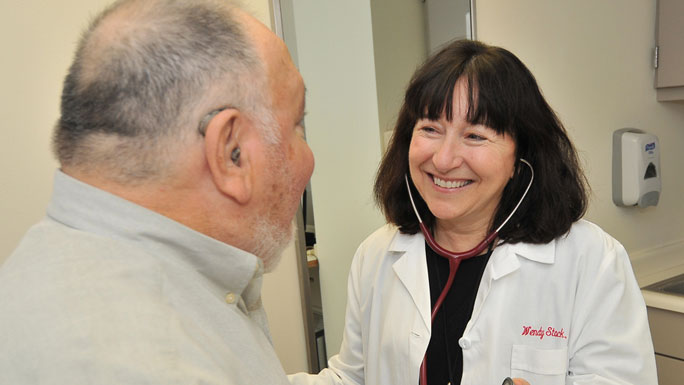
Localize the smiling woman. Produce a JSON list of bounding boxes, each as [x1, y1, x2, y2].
[[290, 39, 658, 385], [377, 40, 588, 247], [408, 79, 517, 249]]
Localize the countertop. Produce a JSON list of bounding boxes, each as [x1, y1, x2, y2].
[[631, 240, 684, 314]]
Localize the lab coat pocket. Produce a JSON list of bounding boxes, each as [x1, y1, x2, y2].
[[510, 345, 567, 385]]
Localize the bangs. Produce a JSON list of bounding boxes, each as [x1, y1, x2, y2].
[[404, 57, 515, 137]]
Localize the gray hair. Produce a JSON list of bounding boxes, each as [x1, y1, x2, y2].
[[53, 0, 278, 183]]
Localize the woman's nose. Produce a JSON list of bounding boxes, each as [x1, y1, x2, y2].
[[432, 139, 464, 172]]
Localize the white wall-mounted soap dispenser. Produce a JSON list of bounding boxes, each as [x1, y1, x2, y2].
[[612, 128, 660, 208]]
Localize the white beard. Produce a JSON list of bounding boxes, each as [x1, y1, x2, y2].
[[250, 123, 300, 273], [251, 213, 295, 273]]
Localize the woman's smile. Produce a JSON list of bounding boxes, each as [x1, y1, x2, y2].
[[431, 174, 473, 189]]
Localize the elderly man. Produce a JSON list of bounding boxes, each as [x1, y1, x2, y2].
[[0, 0, 313, 383]]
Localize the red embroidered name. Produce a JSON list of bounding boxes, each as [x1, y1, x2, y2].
[[521, 326, 567, 340]]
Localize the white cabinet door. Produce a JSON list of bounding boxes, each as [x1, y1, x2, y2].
[[655, 0, 684, 100]]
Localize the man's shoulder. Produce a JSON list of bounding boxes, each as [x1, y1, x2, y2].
[[0, 217, 169, 319], [2, 216, 158, 280], [0, 219, 181, 380], [0, 216, 288, 384]]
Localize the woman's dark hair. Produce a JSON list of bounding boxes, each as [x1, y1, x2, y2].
[[374, 39, 588, 244]]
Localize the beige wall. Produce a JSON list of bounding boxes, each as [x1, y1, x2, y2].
[[370, 0, 428, 147], [0, 0, 111, 261], [0, 0, 309, 375], [477, 0, 684, 255], [242, 0, 272, 30], [288, 0, 386, 358]]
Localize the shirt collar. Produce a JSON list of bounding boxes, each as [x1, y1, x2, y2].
[[47, 170, 261, 302], [498, 238, 556, 264]]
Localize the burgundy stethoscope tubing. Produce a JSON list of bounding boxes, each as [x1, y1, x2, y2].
[[405, 159, 534, 385]]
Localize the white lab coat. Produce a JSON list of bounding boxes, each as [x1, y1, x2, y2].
[[289, 220, 657, 385]]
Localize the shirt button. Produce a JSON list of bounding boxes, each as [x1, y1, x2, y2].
[[254, 261, 262, 276], [225, 292, 236, 304], [458, 337, 471, 350]]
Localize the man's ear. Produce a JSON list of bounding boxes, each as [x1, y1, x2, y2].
[[203, 108, 252, 205]]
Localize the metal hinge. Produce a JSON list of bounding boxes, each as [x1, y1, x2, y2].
[[654, 46, 659, 69]]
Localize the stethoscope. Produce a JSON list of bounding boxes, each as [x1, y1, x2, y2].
[[404, 159, 534, 385]]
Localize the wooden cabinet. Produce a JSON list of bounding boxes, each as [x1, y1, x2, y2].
[[647, 306, 684, 384], [655, 0, 684, 101]]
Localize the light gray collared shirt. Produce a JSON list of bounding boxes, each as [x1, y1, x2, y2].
[[0, 171, 290, 384]]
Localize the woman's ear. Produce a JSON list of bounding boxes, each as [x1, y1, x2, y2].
[[203, 108, 252, 205]]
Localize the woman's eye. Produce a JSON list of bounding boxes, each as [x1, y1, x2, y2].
[[467, 133, 486, 141], [419, 125, 437, 133]]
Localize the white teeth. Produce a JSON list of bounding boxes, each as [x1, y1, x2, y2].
[[433, 176, 471, 189]]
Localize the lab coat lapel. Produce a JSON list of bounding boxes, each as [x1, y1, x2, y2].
[[488, 240, 556, 280], [468, 243, 520, 327], [468, 240, 557, 329], [391, 232, 431, 331], [488, 243, 522, 280]]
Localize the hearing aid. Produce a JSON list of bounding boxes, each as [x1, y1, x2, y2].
[[230, 147, 241, 164]]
